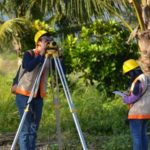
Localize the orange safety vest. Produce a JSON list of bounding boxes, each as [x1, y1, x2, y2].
[[128, 74, 150, 119], [15, 50, 50, 98]]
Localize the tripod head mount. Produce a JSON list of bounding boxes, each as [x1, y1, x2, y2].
[[45, 50, 59, 57]]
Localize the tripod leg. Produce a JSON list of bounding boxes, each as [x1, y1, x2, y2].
[[54, 64, 63, 150], [54, 97, 62, 150], [49, 58, 62, 150], [11, 104, 30, 150], [53, 57, 88, 150], [11, 57, 48, 150]]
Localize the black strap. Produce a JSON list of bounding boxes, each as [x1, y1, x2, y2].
[[12, 66, 26, 85], [27, 49, 35, 57], [12, 50, 34, 86]]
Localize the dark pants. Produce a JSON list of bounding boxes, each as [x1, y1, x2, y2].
[[16, 94, 43, 150], [129, 119, 149, 150]]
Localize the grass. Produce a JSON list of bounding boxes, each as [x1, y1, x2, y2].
[[0, 52, 133, 149], [0, 74, 19, 132], [0, 52, 19, 76]]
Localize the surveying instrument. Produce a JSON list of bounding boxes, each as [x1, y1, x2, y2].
[[10, 40, 88, 150]]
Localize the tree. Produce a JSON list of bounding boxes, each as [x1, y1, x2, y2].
[[0, 1, 131, 42], [62, 20, 139, 93], [55, 0, 150, 77], [124, 0, 150, 76], [0, 0, 149, 75]]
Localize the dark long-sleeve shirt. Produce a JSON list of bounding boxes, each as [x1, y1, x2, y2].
[[22, 51, 45, 71]]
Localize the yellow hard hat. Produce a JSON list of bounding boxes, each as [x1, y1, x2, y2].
[[123, 59, 139, 74], [34, 30, 48, 43]]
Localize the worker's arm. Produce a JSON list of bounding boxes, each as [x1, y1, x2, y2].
[[22, 52, 44, 72], [123, 80, 143, 104]]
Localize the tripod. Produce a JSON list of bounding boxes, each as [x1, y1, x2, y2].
[[10, 50, 88, 150]]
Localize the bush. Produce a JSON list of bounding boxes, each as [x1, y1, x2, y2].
[[62, 20, 139, 94], [101, 134, 132, 150]]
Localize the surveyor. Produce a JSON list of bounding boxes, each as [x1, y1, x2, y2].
[[12, 30, 53, 150], [122, 59, 150, 150]]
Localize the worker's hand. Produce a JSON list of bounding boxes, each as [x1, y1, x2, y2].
[[39, 40, 49, 56]]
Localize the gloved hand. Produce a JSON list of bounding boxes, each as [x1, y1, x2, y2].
[[123, 93, 141, 104]]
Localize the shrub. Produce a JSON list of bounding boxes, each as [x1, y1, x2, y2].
[[101, 134, 132, 150]]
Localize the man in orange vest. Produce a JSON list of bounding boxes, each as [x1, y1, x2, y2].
[[122, 59, 150, 150], [14, 30, 53, 150]]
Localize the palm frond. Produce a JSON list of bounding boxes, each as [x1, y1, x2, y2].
[[0, 18, 32, 46]]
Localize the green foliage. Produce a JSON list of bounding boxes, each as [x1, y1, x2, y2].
[[63, 20, 139, 94], [0, 18, 35, 53], [0, 74, 19, 132], [0, 46, 133, 149], [67, 77, 129, 135], [0, 70, 132, 148], [1, 0, 131, 27], [38, 73, 129, 137], [102, 134, 132, 150]]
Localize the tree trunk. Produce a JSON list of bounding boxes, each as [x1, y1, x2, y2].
[[138, 30, 150, 76], [129, 1, 150, 76]]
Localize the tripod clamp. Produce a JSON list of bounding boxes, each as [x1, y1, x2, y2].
[[45, 49, 59, 58]]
